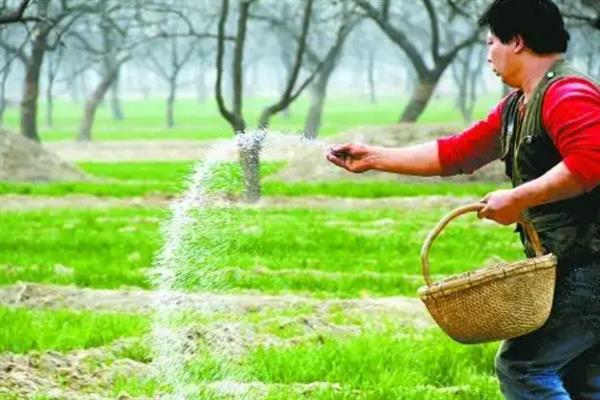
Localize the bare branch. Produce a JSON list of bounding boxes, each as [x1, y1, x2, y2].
[[143, 3, 235, 41], [258, 0, 314, 128], [422, 0, 440, 63], [215, 0, 240, 131], [440, 29, 480, 65], [381, 0, 389, 21], [147, 51, 169, 80], [68, 31, 103, 55], [178, 40, 197, 69], [0, 0, 39, 25], [0, 36, 28, 63], [444, 0, 471, 19], [354, 0, 430, 78], [233, 0, 252, 119]]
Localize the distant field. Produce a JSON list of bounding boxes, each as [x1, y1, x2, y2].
[[0, 95, 500, 141]]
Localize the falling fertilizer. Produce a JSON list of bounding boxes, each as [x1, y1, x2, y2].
[[149, 131, 329, 399]]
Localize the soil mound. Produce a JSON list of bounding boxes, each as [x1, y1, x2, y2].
[[0, 130, 87, 182], [271, 123, 508, 183]]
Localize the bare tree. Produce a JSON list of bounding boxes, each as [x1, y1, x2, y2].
[[0, 30, 16, 125], [558, 0, 600, 31], [450, 42, 486, 123], [271, 3, 295, 118], [355, 0, 482, 122], [70, 1, 140, 141], [197, 48, 210, 104], [0, 62, 9, 125], [252, 1, 358, 138], [109, 74, 124, 120], [146, 35, 196, 128], [303, 21, 356, 138], [0, 0, 37, 25], [44, 46, 64, 128], [216, 0, 326, 201], [365, 45, 377, 104], [0, 0, 90, 142]]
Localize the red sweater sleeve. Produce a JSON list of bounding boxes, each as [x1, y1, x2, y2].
[[543, 77, 600, 192], [437, 96, 507, 176]]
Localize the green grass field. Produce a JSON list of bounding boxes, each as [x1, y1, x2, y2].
[[0, 206, 522, 295], [0, 95, 500, 141], [0, 307, 148, 353], [0, 99, 512, 398]]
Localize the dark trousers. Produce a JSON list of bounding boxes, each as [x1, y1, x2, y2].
[[495, 259, 600, 399]]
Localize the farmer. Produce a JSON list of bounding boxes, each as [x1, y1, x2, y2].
[[326, 0, 600, 397]]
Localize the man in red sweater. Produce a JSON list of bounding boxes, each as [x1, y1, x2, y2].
[[327, 0, 599, 398]]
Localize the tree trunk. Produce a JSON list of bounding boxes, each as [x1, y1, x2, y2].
[[399, 75, 438, 122], [197, 67, 206, 103], [166, 77, 176, 128], [20, 33, 46, 142], [69, 73, 80, 103], [367, 48, 377, 104], [304, 86, 324, 139], [303, 56, 336, 139], [45, 61, 55, 128], [46, 80, 53, 128], [78, 70, 118, 141], [0, 61, 10, 125], [140, 78, 150, 100], [110, 74, 124, 120], [238, 139, 261, 202]]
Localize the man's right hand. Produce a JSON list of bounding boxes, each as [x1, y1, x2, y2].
[[326, 143, 377, 173]]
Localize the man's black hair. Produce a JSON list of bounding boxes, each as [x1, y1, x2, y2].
[[478, 0, 570, 54]]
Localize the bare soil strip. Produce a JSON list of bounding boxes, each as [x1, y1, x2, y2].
[[44, 139, 223, 162], [0, 194, 170, 210], [43, 138, 303, 163], [0, 194, 479, 211], [0, 283, 431, 326], [0, 338, 151, 400]]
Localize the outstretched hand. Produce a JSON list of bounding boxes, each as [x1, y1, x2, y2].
[[326, 143, 376, 173]]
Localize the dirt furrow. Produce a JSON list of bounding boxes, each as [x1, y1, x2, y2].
[[0, 194, 479, 211]]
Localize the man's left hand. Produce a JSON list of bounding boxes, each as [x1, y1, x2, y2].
[[478, 189, 529, 225]]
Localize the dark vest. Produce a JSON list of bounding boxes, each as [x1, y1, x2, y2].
[[500, 59, 600, 263]]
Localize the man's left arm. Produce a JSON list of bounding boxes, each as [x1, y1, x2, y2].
[[479, 162, 586, 225], [479, 77, 600, 225]]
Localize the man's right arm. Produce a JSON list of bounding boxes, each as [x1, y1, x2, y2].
[[327, 141, 442, 176], [327, 98, 506, 177]]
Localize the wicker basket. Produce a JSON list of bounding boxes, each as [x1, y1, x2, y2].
[[417, 203, 557, 344]]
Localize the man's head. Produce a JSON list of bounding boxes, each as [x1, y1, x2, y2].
[[478, 0, 570, 86]]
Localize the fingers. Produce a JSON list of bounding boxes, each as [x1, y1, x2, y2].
[[477, 194, 491, 219], [326, 143, 354, 171], [326, 152, 349, 170], [477, 203, 491, 220], [330, 143, 354, 155], [326, 143, 370, 173]]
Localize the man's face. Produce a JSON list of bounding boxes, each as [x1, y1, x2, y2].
[[486, 32, 520, 87]]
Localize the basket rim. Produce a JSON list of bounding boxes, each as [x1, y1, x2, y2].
[[417, 253, 557, 299]]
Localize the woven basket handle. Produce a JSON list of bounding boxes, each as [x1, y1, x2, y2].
[[420, 203, 544, 287]]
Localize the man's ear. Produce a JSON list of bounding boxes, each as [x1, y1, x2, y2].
[[511, 34, 526, 54]]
